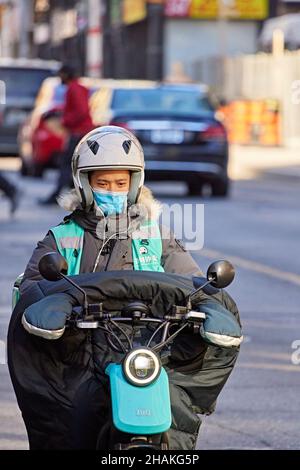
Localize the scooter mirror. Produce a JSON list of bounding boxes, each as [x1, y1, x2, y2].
[[38, 252, 68, 281], [207, 260, 235, 289]]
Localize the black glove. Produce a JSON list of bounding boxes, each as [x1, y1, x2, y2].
[[22, 293, 74, 340]]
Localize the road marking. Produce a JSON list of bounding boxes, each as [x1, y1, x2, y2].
[[0, 439, 28, 450], [244, 350, 292, 361], [242, 319, 298, 330], [238, 362, 300, 373], [201, 248, 300, 287]]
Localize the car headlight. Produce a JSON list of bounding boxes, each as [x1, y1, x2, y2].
[[123, 348, 161, 387]]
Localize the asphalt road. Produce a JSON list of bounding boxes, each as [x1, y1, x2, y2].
[[0, 168, 299, 450]]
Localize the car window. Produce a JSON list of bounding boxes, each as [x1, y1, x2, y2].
[[0, 68, 54, 99], [111, 88, 214, 115]]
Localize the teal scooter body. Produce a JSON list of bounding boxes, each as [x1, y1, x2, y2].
[[105, 363, 172, 435]]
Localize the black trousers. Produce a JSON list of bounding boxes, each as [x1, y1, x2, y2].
[[51, 134, 83, 198], [0, 171, 16, 199]]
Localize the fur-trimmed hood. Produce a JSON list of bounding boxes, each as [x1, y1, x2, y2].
[[58, 185, 162, 221]]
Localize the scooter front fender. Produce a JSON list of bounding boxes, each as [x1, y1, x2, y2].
[[105, 363, 172, 435]]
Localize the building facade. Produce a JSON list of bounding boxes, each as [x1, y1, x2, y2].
[[2, 0, 300, 80], [163, 0, 271, 82]]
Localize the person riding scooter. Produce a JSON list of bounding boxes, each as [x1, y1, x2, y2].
[[22, 126, 203, 291], [9, 126, 242, 450]]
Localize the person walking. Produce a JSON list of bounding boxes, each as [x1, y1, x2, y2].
[[39, 64, 94, 205], [0, 171, 20, 215]]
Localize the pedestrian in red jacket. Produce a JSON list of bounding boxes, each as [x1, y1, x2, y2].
[[40, 65, 94, 205]]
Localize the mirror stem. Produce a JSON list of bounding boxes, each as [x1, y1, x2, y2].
[[186, 279, 212, 307], [61, 273, 89, 315]]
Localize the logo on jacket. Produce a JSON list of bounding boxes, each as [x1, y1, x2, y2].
[[139, 246, 148, 255]]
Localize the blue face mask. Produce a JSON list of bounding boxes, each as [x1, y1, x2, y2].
[[92, 188, 128, 216]]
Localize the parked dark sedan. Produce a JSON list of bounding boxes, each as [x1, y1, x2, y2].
[[91, 82, 229, 196], [0, 58, 60, 155]]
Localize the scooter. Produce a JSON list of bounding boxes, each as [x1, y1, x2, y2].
[[38, 252, 235, 450]]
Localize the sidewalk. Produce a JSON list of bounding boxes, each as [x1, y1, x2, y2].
[[229, 144, 300, 181]]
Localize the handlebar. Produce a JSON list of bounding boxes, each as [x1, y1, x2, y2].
[[36, 253, 234, 356], [67, 305, 206, 355], [73, 316, 164, 329], [68, 310, 206, 329]]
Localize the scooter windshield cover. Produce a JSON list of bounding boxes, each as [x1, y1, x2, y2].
[[106, 363, 172, 435]]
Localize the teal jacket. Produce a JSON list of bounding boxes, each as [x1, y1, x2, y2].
[[20, 187, 203, 294], [50, 218, 165, 275]]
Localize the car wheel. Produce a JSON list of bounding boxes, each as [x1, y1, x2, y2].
[[188, 181, 203, 196], [211, 178, 230, 198]]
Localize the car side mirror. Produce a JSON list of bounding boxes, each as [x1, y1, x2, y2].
[[206, 260, 235, 289], [38, 252, 68, 281]]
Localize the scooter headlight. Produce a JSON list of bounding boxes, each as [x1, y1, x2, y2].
[[123, 348, 161, 387]]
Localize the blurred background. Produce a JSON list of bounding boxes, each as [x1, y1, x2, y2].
[[1, 0, 300, 450]]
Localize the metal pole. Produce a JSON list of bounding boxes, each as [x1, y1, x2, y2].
[[269, 0, 279, 18], [146, 0, 164, 80], [0, 0, 19, 58], [218, 0, 233, 61], [0, 3, 12, 57], [86, 0, 103, 77], [19, 0, 33, 58]]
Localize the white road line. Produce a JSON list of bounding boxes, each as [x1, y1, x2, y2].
[[238, 362, 300, 373], [201, 248, 300, 287], [243, 320, 298, 330], [245, 350, 293, 361]]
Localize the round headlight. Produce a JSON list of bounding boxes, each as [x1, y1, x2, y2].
[[123, 348, 161, 387]]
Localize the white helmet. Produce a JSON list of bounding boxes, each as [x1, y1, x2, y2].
[[72, 126, 145, 210]]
